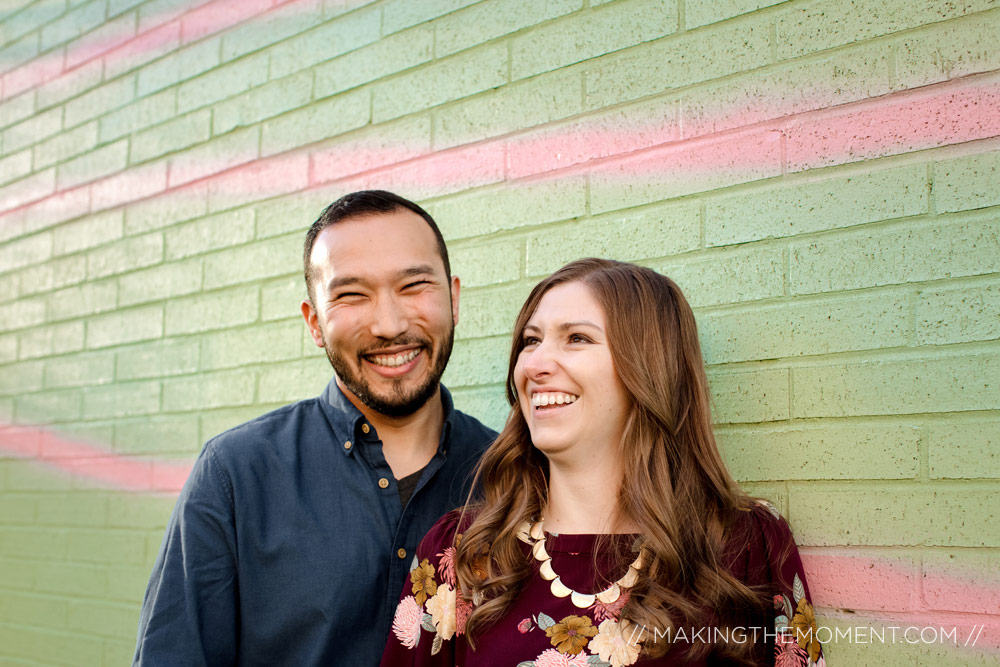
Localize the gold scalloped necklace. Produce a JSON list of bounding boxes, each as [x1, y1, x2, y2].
[[516, 519, 648, 609]]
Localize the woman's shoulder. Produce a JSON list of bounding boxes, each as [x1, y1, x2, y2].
[[415, 508, 478, 559], [723, 499, 801, 579]]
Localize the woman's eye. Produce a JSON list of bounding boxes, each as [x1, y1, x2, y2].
[[568, 333, 590, 344], [522, 336, 540, 347]]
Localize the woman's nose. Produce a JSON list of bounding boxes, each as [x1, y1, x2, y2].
[[522, 340, 558, 378]]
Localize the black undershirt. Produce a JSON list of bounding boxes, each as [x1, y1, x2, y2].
[[396, 467, 424, 507]]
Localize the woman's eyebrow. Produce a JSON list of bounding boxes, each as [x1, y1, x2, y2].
[[522, 321, 604, 333]]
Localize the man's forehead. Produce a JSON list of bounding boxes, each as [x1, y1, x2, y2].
[[310, 211, 445, 280]]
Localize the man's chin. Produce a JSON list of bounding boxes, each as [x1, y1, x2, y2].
[[355, 384, 439, 418]]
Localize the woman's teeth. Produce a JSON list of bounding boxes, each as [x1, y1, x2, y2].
[[531, 392, 579, 408], [370, 349, 420, 367]]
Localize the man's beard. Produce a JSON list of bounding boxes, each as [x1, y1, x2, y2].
[[324, 327, 454, 418]]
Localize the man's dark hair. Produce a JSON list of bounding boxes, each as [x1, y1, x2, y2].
[[303, 190, 451, 303]]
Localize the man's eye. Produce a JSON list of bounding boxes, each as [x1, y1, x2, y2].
[[334, 292, 363, 301], [403, 280, 430, 290]]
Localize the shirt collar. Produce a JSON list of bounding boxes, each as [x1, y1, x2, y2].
[[320, 378, 456, 457]]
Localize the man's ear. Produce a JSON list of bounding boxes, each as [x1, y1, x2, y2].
[[301, 299, 325, 348], [449, 275, 461, 326]]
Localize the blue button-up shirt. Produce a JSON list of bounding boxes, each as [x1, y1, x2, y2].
[[133, 379, 496, 667]]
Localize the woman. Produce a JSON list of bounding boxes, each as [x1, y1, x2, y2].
[[382, 259, 825, 666]]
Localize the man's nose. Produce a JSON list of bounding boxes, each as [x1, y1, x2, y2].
[[369, 294, 409, 339]]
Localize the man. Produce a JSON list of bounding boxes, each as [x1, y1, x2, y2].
[[133, 191, 496, 666]]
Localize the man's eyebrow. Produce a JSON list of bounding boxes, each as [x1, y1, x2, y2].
[[326, 276, 362, 291], [398, 264, 437, 279], [325, 265, 438, 292]]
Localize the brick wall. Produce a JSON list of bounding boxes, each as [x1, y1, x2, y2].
[[1, 0, 998, 664]]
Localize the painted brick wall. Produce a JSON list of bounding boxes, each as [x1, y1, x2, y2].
[[1, 0, 998, 664]]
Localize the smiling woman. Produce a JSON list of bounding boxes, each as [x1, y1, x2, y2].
[[382, 259, 825, 667]]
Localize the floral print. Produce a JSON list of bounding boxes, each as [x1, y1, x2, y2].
[[544, 615, 597, 655], [588, 619, 642, 667], [530, 648, 592, 667], [774, 575, 824, 667], [392, 596, 424, 649], [426, 583, 458, 640], [411, 558, 437, 606], [383, 508, 825, 667]]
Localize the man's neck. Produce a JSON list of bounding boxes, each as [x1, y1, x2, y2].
[[337, 378, 445, 479]]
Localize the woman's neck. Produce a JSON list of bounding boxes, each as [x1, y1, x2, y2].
[[542, 456, 637, 535]]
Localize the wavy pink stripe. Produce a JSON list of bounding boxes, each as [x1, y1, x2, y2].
[[0, 422, 997, 650], [0, 0, 281, 99], [0, 423, 191, 492], [2, 79, 997, 232]]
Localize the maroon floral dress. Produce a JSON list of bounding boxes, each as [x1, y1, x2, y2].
[[381, 501, 825, 667]]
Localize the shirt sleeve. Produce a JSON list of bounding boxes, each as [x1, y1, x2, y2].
[[133, 444, 239, 667], [755, 501, 826, 667], [380, 511, 466, 667]]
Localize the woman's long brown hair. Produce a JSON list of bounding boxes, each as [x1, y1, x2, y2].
[[455, 258, 769, 662]]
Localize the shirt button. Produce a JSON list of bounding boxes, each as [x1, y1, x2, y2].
[[397, 548, 407, 559], [378, 477, 389, 489], [344, 440, 352, 450], [361, 423, 370, 434]]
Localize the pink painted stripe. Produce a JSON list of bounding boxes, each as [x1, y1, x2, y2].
[[0, 0, 280, 100], [0, 423, 191, 493], [0, 423, 998, 650], [1, 80, 998, 232]]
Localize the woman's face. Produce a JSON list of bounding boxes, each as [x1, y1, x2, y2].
[[513, 281, 630, 461]]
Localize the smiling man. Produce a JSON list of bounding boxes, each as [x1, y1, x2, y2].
[[133, 191, 496, 667]]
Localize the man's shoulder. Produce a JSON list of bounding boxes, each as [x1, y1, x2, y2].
[[202, 396, 326, 463], [447, 408, 498, 453], [449, 410, 497, 462]]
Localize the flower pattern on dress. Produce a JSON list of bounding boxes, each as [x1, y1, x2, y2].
[[791, 597, 822, 663], [775, 633, 809, 667], [385, 508, 824, 666], [426, 583, 458, 641], [411, 558, 438, 606], [592, 587, 630, 623], [530, 647, 592, 667], [437, 545, 458, 587], [588, 618, 642, 667], [454, 592, 473, 637], [544, 615, 598, 655], [775, 574, 824, 666], [392, 595, 425, 649]]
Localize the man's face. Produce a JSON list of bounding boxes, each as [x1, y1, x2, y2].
[[302, 209, 460, 418]]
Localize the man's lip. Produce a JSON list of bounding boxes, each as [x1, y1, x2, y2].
[[362, 344, 423, 358], [362, 348, 424, 377]]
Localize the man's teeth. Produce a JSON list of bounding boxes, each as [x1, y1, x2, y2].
[[370, 349, 420, 367], [530, 392, 579, 407]]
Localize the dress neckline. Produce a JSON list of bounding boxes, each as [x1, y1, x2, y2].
[[543, 531, 640, 554]]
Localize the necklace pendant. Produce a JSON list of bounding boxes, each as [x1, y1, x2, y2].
[[515, 522, 532, 543], [539, 558, 557, 581], [571, 591, 596, 608], [550, 576, 573, 599], [531, 539, 550, 561], [595, 583, 621, 604], [619, 565, 640, 588], [529, 521, 545, 541]]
